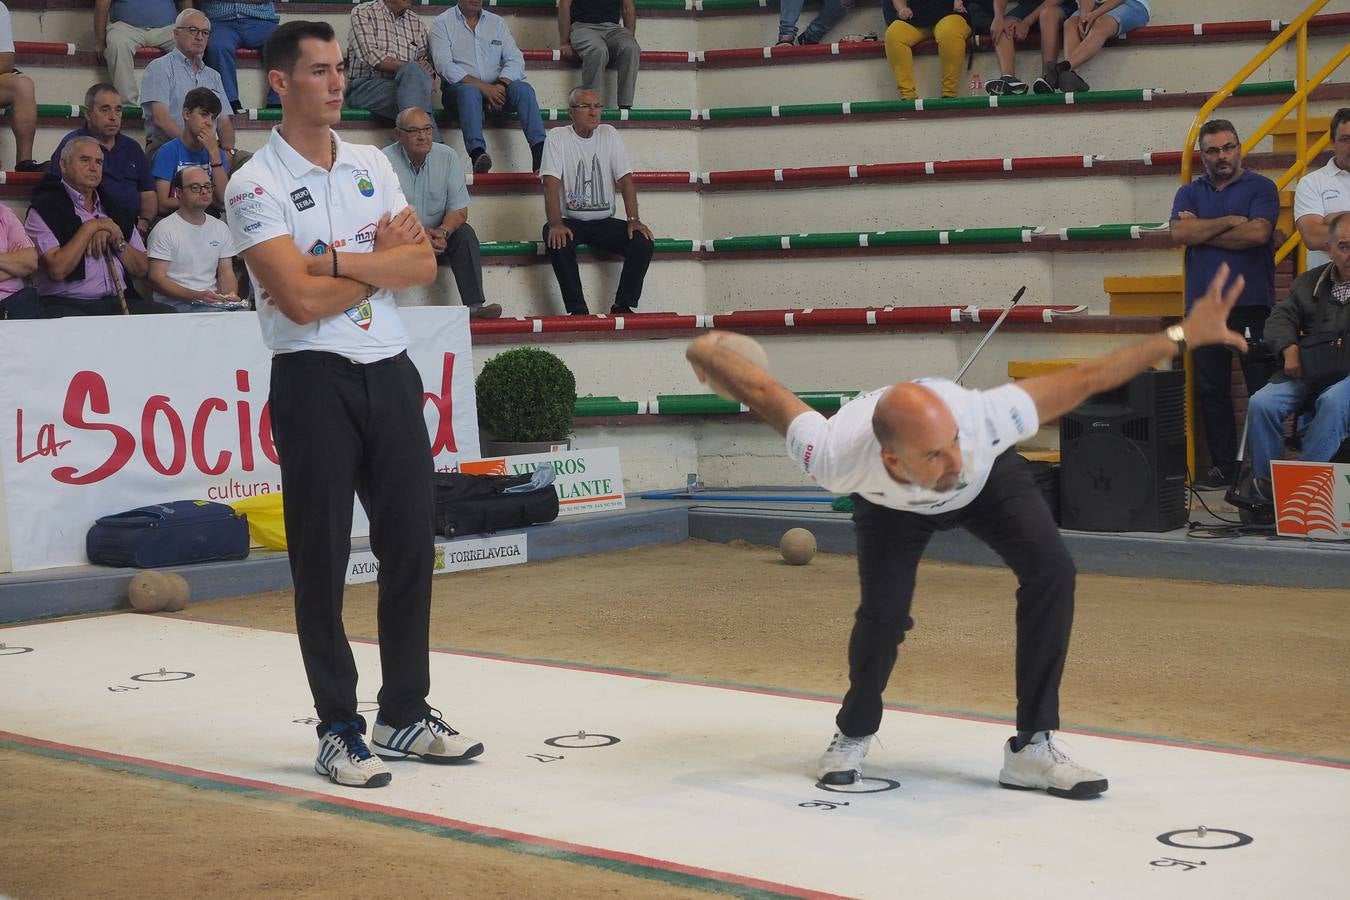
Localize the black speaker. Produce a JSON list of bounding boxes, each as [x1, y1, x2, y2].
[[1059, 369, 1188, 532]]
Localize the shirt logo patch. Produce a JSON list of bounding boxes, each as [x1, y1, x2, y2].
[[291, 187, 315, 211], [308, 239, 329, 256], [345, 300, 374, 330], [244, 221, 262, 233], [354, 222, 377, 245], [354, 169, 375, 198]]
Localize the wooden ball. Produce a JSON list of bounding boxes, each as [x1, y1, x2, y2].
[[779, 528, 817, 566], [706, 332, 768, 401], [128, 571, 172, 613], [160, 573, 191, 612]]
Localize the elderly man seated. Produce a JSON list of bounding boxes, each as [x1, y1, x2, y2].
[[146, 165, 242, 312], [25, 137, 152, 317], [346, 0, 441, 142], [140, 8, 237, 162], [383, 107, 501, 318], [1247, 211, 1350, 500]]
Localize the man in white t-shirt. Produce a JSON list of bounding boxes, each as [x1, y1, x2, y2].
[[146, 165, 242, 312], [540, 87, 653, 315], [1294, 108, 1350, 270], [225, 21, 483, 789], [686, 266, 1252, 799]]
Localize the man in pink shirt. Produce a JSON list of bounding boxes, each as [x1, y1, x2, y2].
[[25, 136, 151, 316], [0, 203, 39, 319]]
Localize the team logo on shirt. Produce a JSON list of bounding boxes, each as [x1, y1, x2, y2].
[[354, 169, 375, 198], [308, 239, 329, 256], [345, 300, 374, 330], [354, 223, 377, 245], [291, 187, 315, 211]]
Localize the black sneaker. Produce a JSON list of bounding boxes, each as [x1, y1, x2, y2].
[[609, 303, 636, 315], [468, 302, 502, 319], [230, 99, 246, 114], [471, 151, 493, 174], [1192, 466, 1232, 490], [986, 75, 1029, 96], [530, 141, 544, 174], [1057, 62, 1089, 93], [13, 159, 44, 172]]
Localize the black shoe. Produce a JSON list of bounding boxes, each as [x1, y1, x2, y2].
[[609, 303, 636, 315], [13, 159, 44, 172], [568, 309, 591, 316], [529, 141, 544, 175], [471, 151, 492, 174], [230, 100, 246, 114], [467, 302, 502, 319], [1057, 62, 1089, 93], [1192, 466, 1232, 490]]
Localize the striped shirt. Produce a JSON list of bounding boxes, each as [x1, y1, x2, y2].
[[197, 1, 278, 22], [346, 1, 434, 84]]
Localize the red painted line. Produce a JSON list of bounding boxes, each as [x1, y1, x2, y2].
[[1008, 154, 1097, 172], [854, 161, 930, 178], [0, 729, 848, 900], [705, 168, 778, 184], [700, 47, 768, 64], [558, 494, 624, 505], [470, 173, 541, 188], [633, 170, 697, 185], [15, 41, 71, 54], [835, 41, 883, 58], [792, 308, 872, 326], [780, 164, 853, 181], [929, 158, 1008, 175]]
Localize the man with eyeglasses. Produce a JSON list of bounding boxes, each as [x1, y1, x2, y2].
[[146, 164, 243, 312], [199, 0, 281, 112], [541, 87, 652, 315], [1170, 118, 1279, 491], [384, 107, 502, 318], [346, 0, 440, 143], [141, 9, 237, 163], [94, 0, 193, 106], [150, 87, 231, 216], [1294, 108, 1350, 271]]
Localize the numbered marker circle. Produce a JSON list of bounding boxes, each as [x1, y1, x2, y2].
[[0, 645, 34, 656], [1157, 828, 1253, 850], [815, 777, 901, 794], [129, 670, 195, 683], [545, 733, 620, 749]]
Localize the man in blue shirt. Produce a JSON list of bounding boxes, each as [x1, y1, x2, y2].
[[1171, 118, 1280, 489], [95, 0, 191, 105], [150, 87, 230, 215], [429, 0, 547, 174], [50, 83, 157, 238], [199, 0, 280, 111], [140, 9, 238, 162]]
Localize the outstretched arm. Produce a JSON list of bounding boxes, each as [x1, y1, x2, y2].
[[685, 332, 811, 435]]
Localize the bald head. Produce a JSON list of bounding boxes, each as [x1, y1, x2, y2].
[[872, 383, 964, 492]]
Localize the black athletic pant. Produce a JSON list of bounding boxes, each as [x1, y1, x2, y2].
[[542, 216, 653, 314], [269, 350, 435, 735], [837, 450, 1076, 737], [1192, 305, 1271, 472]]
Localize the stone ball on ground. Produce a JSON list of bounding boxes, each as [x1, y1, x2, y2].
[[128, 571, 173, 613], [706, 332, 769, 401], [160, 573, 191, 612], [779, 528, 817, 565]]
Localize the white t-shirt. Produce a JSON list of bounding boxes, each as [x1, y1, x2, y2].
[[785, 378, 1041, 515], [1293, 157, 1350, 269], [224, 127, 411, 364], [146, 212, 235, 301], [0, 5, 14, 55], [539, 124, 633, 222]]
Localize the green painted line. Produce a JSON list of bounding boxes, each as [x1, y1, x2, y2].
[[910, 95, 994, 112], [788, 231, 869, 250], [1232, 80, 1296, 97], [846, 99, 918, 115], [707, 234, 785, 252], [575, 397, 642, 416], [864, 229, 945, 247], [775, 102, 848, 118], [1060, 223, 1164, 240], [481, 241, 543, 256], [575, 391, 858, 417], [655, 393, 743, 414], [704, 105, 775, 120], [946, 226, 1032, 244]]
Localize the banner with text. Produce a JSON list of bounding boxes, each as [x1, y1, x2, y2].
[[1271, 460, 1350, 541], [346, 533, 528, 584], [0, 309, 478, 572], [458, 447, 625, 515]]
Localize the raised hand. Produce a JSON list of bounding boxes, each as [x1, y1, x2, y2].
[[1178, 263, 1248, 353]]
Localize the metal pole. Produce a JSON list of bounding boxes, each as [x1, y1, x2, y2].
[[954, 285, 1026, 384]]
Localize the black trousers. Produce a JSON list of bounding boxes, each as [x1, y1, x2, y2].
[[40, 292, 175, 317], [838, 450, 1076, 737], [269, 350, 436, 734], [0, 285, 41, 319], [1192, 304, 1272, 471], [435, 222, 485, 308], [542, 217, 653, 314]]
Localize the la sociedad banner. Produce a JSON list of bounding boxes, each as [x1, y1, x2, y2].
[[0, 309, 478, 572]]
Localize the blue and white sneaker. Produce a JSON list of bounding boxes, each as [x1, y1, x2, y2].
[[315, 722, 392, 788], [372, 710, 484, 764]]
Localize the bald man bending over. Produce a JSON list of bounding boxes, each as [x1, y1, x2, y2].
[[686, 268, 1249, 798]]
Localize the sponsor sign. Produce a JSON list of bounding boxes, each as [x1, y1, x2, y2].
[[346, 533, 527, 585], [457, 447, 625, 516], [1271, 460, 1350, 540], [0, 309, 479, 571]]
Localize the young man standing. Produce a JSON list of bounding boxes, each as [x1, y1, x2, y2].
[[225, 20, 484, 788]]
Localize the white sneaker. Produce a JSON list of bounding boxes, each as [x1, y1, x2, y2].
[[314, 724, 392, 788], [998, 732, 1108, 799], [816, 731, 873, 784], [372, 710, 484, 764]]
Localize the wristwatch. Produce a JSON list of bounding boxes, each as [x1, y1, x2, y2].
[[115, 239, 128, 253], [1165, 323, 1187, 352]]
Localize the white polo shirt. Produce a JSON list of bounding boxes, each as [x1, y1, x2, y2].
[[1293, 156, 1350, 270], [224, 127, 411, 364], [785, 378, 1040, 515]]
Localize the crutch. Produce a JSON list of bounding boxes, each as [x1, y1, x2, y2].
[[104, 246, 129, 315], [954, 285, 1026, 384]]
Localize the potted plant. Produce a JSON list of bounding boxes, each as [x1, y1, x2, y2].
[[475, 347, 578, 456]]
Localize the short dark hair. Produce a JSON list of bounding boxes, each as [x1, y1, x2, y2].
[[263, 20, 336, 77], [84, 82, 120, 111], [183, 86, 222, 117], [1331, 108, 1350, 141], [1198, 118, 1239, 145]]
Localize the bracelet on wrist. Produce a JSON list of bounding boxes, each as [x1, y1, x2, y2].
[[331, 246, 339, 279]]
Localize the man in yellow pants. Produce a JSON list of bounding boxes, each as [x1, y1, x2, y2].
[[883, 1, 972, 100]]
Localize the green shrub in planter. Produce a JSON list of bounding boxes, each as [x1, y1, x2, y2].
[[475, 347, 578, 442]]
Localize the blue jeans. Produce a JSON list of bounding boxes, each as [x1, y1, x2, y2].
[[442, 80, 546, 155], [1248, 374, 1350, 480], [205, 17, 280, 106], [346, 63, 441, 142], [778, 0, 845, 43]]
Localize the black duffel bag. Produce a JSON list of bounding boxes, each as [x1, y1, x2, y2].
[[1297, 329, 1350, 391], [432, 472, 560, 538], [87, 500, 250, 568]]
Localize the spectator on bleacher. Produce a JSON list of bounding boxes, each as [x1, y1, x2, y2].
[[383, 108, 502, 319], [0, 2, 40, 171], [1170, 119, 1279, 490], [541, 87, 653, 315], [50, 84, 157, 239], [345, 0, 441, 142], [199, 0, 280, 112], [1046, 0, 1149, 93], [1247, 212, 1350, 501], [884, 1, 972, 101], [1293, 108, 1350, 271], [558, 0, 640, 109], [986, 1, 1075, 95], [0, 203, 39, 319], [430, 0, 546, 174], [146, 165, 242, 312], [94, 0, 193, 106], [141, 9, 238, 163], [151, 87, 230, 216], [774, 0, 843, 47], [26, 137, 151, 317]]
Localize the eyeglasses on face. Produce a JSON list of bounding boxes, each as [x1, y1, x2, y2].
[[1201, 143, 1240, 157], [569, 103, 603, 110], [177, 25, 211, 38], [397, 125, 434, 135], [181, 182, 214, 194]]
